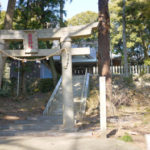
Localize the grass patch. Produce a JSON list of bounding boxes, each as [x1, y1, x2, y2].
[[119, 133, 133, 142], [123, 75, 133, 86], [145, 107, 150, 113], [143, 112, 150, 125]]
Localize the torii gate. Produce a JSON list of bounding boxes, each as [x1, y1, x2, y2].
[[0, 22, 98, 130]]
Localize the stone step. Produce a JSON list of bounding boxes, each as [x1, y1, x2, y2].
[[0, 124, 61, 136], [48, 75, 85, 120], [27, 115, 62, 121], [0, 115, 63, 133]]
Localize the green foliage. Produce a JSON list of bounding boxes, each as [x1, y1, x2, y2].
[[67, 11, 98, 26], [38, 78, 54, 93], [38, 41, 47, 49], [0, 89, 10, 97], [25, 79, 39, 94], [110, 0, 150, 61], [67, 11, 98, 48], [26, 78, 54, 94], [9, 41, 23, 49], [144, 58, 150, 66], [145, 107, 150, 113], [123, 75, 133, 86], [21, 62, 34, 73], [14, 0, 63, 29], [0, 11, 5, 29], [0, 79, 12, 97], [139, 69, 147, 77], [120, 133, 133, 142], [2, 79, 12, 90]]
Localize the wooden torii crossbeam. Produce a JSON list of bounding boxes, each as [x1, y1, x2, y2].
[[0, 22, 98, 130]]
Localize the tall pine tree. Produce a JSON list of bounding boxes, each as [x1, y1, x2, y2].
[[98, 0, 112, 100]]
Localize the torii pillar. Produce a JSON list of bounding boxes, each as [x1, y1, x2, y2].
[[61, 37, 74, 130]]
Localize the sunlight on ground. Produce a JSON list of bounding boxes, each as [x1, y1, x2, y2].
[[4, 115, 20, 120]]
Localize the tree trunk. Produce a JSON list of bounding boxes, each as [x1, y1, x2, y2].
[[44, 58, 58, 86], [141, 34, 149, 59], [4, 0, 16, 29], [20, 62, 26, 95], [0, 40, 5, 89], [59, 1, 65, 27], [45, 41, 58, 86], [122, 0, 129, 77], [0, 0, 16, 89], [40, 7, 59, 87], [143, 46, 149, 59], [59, 1, 63, 27], [98, 0, 112, 101]]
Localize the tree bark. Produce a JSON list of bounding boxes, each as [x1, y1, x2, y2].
[[143, 46, 149, 59], [0, 0, 16, 89], [98, 0, 112, 101], [0, 40, 5, 89], [20, 62, 26, 95], [122, 0, 129, 77], [59, 1, 64, 27], [44, 58, 58, 86], [140, 32, 149, 59], [4, 0, 16, 29], [45, 41, 58, 86]]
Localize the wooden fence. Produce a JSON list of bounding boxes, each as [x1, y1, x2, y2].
[[73, 65, 150, 75], [110, 65, 150, 75]]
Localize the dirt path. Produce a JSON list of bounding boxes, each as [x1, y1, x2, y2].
[[0, 135, 140, 150], [0, 93, 50, 124]]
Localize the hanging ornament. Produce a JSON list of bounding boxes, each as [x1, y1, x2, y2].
[[36, 60, 41, 63], [23, 59, 27, 63], [46, 57, 49, 60]]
